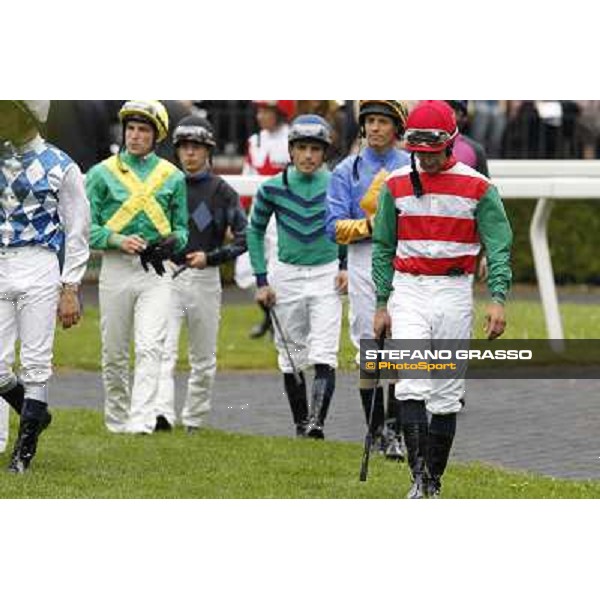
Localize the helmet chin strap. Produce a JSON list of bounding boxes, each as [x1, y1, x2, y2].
[[410, 142, 456, 198], [410, 153, 424, 198], [283, 163, 290, 191]]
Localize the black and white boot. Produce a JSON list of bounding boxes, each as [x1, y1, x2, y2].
[[426, 413, 457, 499], [8, 398, 52, 474], [383, 426, 405, 461], [400, 400, 429, 499], [403, 423, 428, 499], [384, 384, 405, 461], [305, 365, 335, 439], [283, 372, 309, 437]]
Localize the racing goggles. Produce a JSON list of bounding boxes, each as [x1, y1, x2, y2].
[[122, 100, 160, 117], [288, 122, 332, 146], [174, 125, 216, 147], [405, 128, 457, 148]]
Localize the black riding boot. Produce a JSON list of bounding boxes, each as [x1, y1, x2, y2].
[[283, 372, 309, 437], [8, 398, 52, 474], [400, 400, 428, 499], [0, 381, 25, 415], [305, 365, 335, 439], [426, 413, 457, 498], [249, 303, 273, 339]]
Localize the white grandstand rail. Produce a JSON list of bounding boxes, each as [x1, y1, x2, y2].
[[489, 159, 600, 178], [224, 162, 600, 342], [222, 175, 265, 197], [494, 178, 600, 198]]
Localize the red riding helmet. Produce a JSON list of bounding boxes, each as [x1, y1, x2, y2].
[[404, 100, 458, 153], [253, 100, 296, 123]]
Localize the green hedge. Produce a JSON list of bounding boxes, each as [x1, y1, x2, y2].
[[505, 200, 600, 284]]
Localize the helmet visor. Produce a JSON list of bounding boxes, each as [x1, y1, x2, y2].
[[122, 101, 161, 118], [289, 122, 331, 145], [405, 128, 455, 148], [174, 124, 215, 147]]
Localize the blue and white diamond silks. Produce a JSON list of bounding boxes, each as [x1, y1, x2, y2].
[[0, 151, 22, 214], [0, 142, 73, 250], [1, 187, 19, 213], [192, 201, 213, 232]]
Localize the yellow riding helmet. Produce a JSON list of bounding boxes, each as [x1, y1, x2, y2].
[[358, 100, 409, 132], [118, 100, 169, 142]]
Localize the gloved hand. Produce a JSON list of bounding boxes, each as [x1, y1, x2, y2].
[[359, 169, 389, 218], [140, 243, 166, 276], [139, 235, 178, 277], [155, 235, 178, 260]]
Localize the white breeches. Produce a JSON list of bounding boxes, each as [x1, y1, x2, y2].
[[347, 243, 376, 360], [389, 272, 473, 414], [270, 261, 342, 373], [155, 265, 222, 428], [0, 246, 60, 449], [0, 246, 60, 402], [99, 252, 171, 434]]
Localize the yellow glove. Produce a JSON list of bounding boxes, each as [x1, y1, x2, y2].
[[359, 169, 389, 218]]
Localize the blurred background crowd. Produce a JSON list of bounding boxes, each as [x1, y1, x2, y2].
[[46, 100, 600, 175], [46, 100, 600, 287]]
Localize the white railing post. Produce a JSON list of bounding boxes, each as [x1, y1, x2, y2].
[[529, 197, 565, 351]]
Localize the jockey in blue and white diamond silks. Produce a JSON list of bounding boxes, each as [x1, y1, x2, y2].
[[0, 100, 90, 473]]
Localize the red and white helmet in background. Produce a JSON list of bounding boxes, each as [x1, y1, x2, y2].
[[252, 100, 296, 122], [404, 100, 458, 153]]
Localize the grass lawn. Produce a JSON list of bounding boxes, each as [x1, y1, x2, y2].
[[1, 409, 598, 499], [53, 298, 600, 371]]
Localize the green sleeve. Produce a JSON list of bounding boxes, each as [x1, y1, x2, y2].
[[372, 183, 398, 308], [246, 185, 274, 281], [168, 171, 189, 253], [476, 184, 513, 303], [85, 165, 115, 250]]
